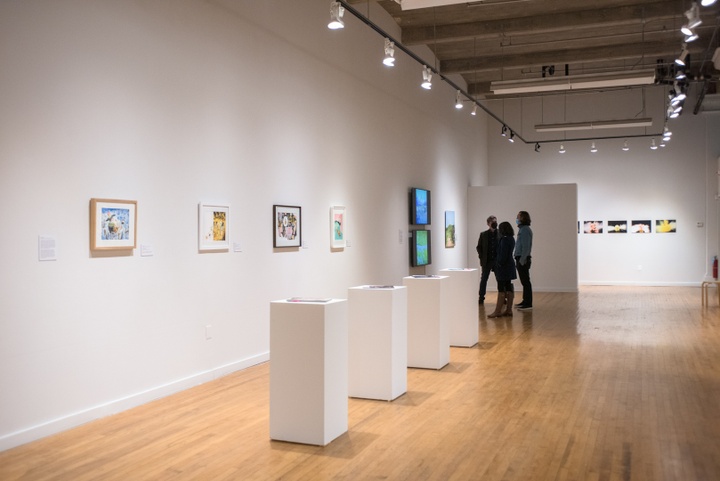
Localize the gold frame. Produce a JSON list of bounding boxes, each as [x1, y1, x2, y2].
[[90, 198, 138, 251]]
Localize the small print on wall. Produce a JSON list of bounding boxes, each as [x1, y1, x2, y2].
[[90, 198, 137, 251], [331, 205, 346, 249], [274, 205, 301, 248], [631, 220, 652, 233], [583, 220, 604, 234], [445, 211, 455, 248], [656, 219, 677, 233], [198, 202, 230, 251], [607, 221, 627, 234]]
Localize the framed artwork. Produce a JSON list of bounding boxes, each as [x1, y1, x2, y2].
[[273, 205, 301, 248], [90, 198, 137, 251], [198, 202, 230, 251], [631, 220, 652, 233], [445, 210, 455, 248], [330, 205, 346, 249], [583, 220, 604, 234], [656, 219, 677, 233], [411, 229, 431, 267], [607, 220, 627, 233], [409, 187, 431, 225]]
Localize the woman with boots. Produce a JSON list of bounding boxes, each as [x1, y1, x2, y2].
[[487, 221, 518, 318]]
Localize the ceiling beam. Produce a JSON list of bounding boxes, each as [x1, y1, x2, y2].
[[440, 40, 703, 75], [401, 1, 684, 45]]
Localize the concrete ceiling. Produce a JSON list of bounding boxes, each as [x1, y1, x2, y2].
[[349, 0, 720, 100]]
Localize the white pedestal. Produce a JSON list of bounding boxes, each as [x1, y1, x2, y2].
[[348, 286, 407, 401], [402, 276, 450, 369], [440, 268, 480, 347], [269, 298, 348, 446]]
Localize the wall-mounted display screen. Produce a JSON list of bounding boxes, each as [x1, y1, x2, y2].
[[410, 188, 431, 225], [411, 229, 431, 267]]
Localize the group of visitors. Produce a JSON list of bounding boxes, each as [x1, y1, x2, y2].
[[476, 211, 533, 318]]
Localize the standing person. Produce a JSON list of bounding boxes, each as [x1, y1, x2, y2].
[[487, 221, 517, 318], [514, 210, 533, 310], [475, 215, 498, 304]]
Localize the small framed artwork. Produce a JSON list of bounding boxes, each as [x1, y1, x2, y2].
[[274, 205, 301, 248], [198, 202, 230, 251], [445, 210, 455, 248], [607, 220, 627, 234], [656, 219, 677, 233], [631, 220, 652, 233], [330, 205, 346, 249], [583, 220, 604, 234], [90, 198, 137, 251], [411, 229, 431, 267]]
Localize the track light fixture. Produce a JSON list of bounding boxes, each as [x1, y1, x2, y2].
[[559, 144, 566, 154], [622, 140, 629, 151], [501, 125, 508, 137], [672, 82, 687, 103], [683, 3, 702, 31], [590, 142, 598, 153], [421, 66, 432, 90], [508, 131, 515, 143], [675, 45, 689, 67], [471, 104, 478, 116], [534, 143, 541, 153], [662, 125, 672, 142], [455, 90, 463, 109], [650, 138, 658, 150], [383, 38, 395, 67], [685, 30, 699, 43], [701, 0, 717, 5], [328, 1, 345, 29]]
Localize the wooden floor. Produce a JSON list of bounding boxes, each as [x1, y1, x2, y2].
[[2, 286, 720, 481]]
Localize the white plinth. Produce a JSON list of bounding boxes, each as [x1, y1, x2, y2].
[[440, 269, 480, 347], [269, 298, 348, 446], [402, 276, 450, 369], [348, 286, 407, 401]]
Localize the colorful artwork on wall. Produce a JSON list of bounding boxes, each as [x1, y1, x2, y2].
[[445, 211, 455, 248]]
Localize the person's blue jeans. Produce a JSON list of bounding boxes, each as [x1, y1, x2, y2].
[[515, 257, 532, 307]]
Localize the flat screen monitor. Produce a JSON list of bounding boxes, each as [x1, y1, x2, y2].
[[411, 229, 431, 267], [410, 188, 431, 225]]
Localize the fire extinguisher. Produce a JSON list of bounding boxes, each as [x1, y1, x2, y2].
[[714, 256, 718, 280]]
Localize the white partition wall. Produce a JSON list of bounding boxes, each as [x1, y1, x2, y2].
[[269, 299, 348, 446], [402, 276, 450, 369], [348, 286, 407, 401], [439, 269, 479, 347], [467, 184, 578, 292]]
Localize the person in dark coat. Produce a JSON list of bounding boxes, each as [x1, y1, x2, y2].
[[475, 215, 497, 304], [487, 221, 517, 318]]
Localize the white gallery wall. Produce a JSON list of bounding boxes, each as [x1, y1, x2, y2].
[[0, 0, 488, 449], [485, 90, 720, 285]]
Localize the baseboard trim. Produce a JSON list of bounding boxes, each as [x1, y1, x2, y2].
[[0, 352, 269, 452]]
